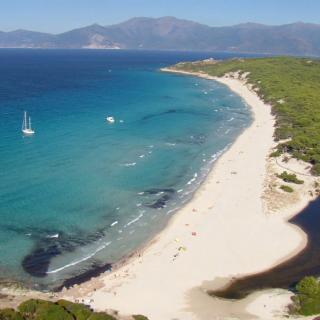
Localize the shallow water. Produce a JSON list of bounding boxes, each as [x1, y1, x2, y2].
[[0, 49, 252, 290]]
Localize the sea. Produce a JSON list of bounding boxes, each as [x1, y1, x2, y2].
[[0, 49, 253, 290]]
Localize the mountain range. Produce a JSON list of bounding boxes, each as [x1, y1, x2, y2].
[[1, 17, 320, 56]]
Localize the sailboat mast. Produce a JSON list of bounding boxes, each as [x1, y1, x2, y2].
[[23, 111, 27, 130]]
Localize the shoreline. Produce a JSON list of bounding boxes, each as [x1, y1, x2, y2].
[[59, 68, 315, 319], [3, 67, 316, 319], [160, 67, 311, 270]]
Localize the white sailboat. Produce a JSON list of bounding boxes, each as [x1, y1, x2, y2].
[[22, 111, 35, 135]]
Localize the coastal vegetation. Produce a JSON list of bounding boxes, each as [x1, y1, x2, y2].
[[291, 276, 320, 316], [277, 171, 304, 184], [280, 185, 294, 193], [132, 316, 149, 320], [170, 57, 320, 175], [0, 299, 148, 320]]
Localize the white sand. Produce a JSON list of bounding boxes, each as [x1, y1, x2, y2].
[[62, 70, 318, 320]]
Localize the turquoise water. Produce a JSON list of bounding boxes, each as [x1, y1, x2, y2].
[[0, 50, 252, 290]]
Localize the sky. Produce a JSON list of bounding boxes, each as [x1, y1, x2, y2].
[[0, 0, 319, 33]]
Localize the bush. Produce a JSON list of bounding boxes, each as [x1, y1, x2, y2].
[[0, 309, 24, 320], [280, 185, 294, 193], [270, 149, 282, 157], [277, 171, 304, 184], [133, 316, 149, 320], [57, 300, 92, 320], [33, 305, 73, 320], [88, 312, 116, 320], [292, 276, 320, 316], [18, 299, 73, 320], [18, 299, 40, 316], [297, 276, 320, 296], [1, 299, 118, 320]]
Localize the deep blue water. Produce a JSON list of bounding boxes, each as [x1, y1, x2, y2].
[[0, 49, 252, 290]]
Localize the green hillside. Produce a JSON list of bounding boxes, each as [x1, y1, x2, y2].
[[170, 57, 320, 175]]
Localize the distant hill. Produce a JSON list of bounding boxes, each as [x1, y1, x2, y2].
[[1, 17, 320, 55]]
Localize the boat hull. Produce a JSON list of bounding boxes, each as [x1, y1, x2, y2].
[[22, 129, 35, 135]]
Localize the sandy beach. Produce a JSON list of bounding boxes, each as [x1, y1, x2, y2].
[[58, 69, 319, 320]]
